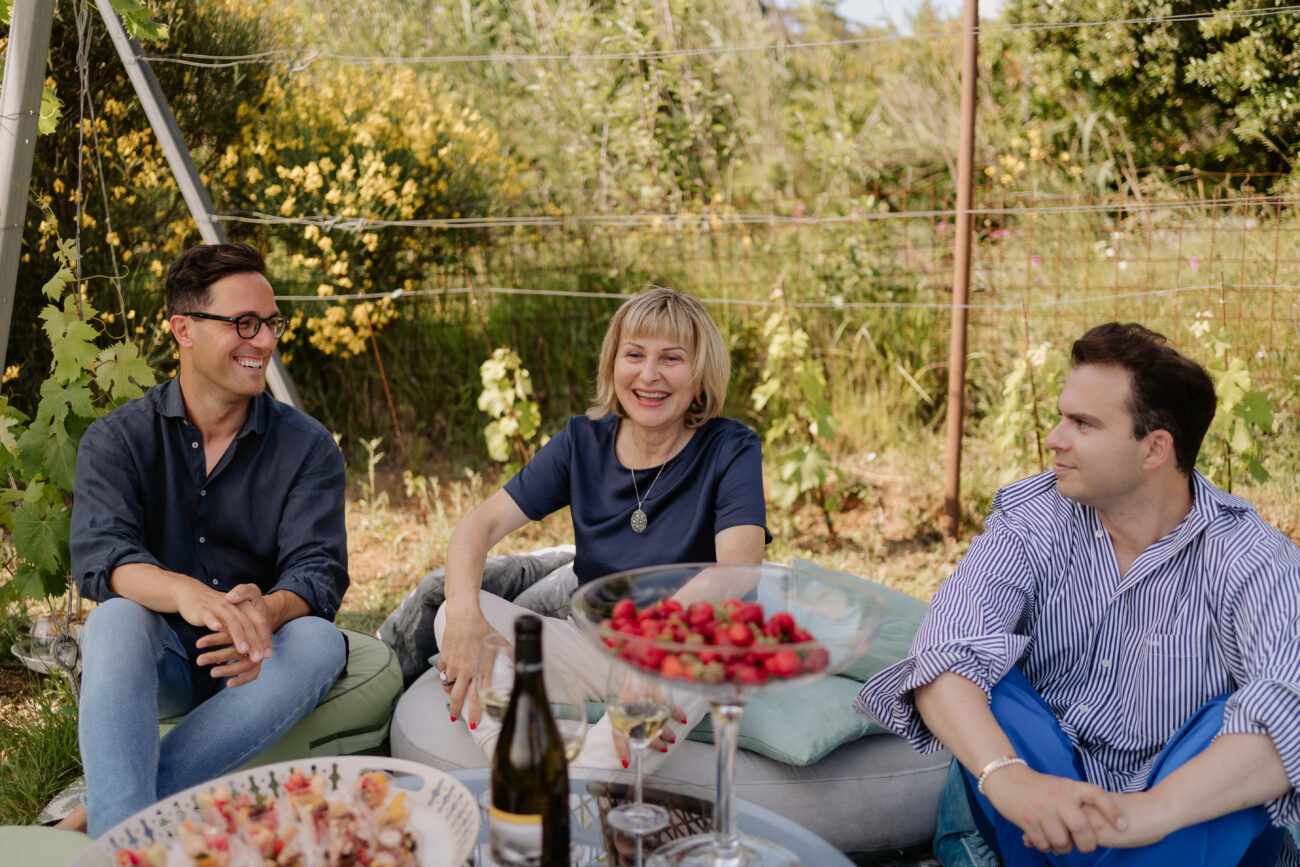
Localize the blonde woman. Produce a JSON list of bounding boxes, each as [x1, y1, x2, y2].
[[431, 287, 769, 769]]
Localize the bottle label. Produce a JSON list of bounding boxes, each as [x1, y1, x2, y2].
[[489, 804, 544, 865]]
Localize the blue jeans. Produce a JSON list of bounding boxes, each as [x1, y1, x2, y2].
[[78, 598, 346, 836], [949, 668, 1284, 867]]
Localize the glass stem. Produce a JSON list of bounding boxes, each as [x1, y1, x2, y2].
[[710, 700, 745, 860], [633, 745, 645, 807]]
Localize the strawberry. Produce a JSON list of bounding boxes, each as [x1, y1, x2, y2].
[[731, 602, 764, 626], [726, 622, 754, 647], [686, 601, 715, 627], [612, 598, 637, 621], [660, 655, 686, 680]]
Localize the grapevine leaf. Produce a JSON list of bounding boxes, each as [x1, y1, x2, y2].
[[1230, 417, 1253, 454], [39, 86, 63, 137], [516, 401, 540, 441], [96, 341, 156, 400], [11, 497, 69, 574], [1246, 456, 1270, 483], [38, 377, 95, 425], [110, 0, 169, 41], [0, 410, 24, 455], [483, 420, 510, 462], [40, 266, 74, 300], [42, 308, 100, 384], [1235, 390, 1274, 432], [15, 419, 78, 490]]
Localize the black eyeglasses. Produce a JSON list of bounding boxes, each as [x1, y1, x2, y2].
[[182, 311, 287, 340]]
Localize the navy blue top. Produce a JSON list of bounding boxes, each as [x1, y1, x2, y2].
[[70, 377, 349, 662], [504, 415, 770, 584]]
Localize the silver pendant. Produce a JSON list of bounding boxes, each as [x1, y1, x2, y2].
[[631, 509, 648, 533]]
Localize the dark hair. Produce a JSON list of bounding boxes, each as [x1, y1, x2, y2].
[[1070, 322, 1216, 473], [164, 243, 267, 318]]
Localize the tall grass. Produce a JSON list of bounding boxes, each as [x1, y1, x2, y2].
[[0, 607, 80, 824]]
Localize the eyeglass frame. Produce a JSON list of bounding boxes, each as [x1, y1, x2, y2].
[[181, 310, 288, 340]]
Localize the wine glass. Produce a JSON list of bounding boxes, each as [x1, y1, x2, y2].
[[476, 632, 514, 723], [604, 668, 671, 835], [546, 677, 591, 763], [573, 562, 885, 867]]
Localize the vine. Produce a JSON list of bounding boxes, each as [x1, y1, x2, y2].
[[751, 290, 841, 542]]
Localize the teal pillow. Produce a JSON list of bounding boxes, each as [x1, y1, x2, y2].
[[684, 676, 889, 765], [789, 558, 927, 682]]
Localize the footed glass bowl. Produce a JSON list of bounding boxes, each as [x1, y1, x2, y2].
[[573, 562, 885, 867]]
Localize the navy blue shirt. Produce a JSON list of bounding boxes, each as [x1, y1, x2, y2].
[[70, 378, 349, 663], [504, 415, 770, 584]]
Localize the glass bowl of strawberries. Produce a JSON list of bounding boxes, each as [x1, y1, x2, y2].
[[572, 562, 886, 867]]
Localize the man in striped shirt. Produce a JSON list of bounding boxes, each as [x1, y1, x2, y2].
[[857, 322, 1300, 866]]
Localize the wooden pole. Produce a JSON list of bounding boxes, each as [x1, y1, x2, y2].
[[943, 0, 979, 539], [0, 0, 56, 368]]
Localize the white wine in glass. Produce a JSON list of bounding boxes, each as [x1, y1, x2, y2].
[[604, 668, 671, 835], [476, 633, 514, 722]]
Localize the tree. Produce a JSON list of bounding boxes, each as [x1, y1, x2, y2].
[[1000, 0, 1300, 178]]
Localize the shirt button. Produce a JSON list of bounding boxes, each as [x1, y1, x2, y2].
[[200, 490, 206, 496], [1094, 529, 1106, 538], [1099, 658, 1111, 668], [198, 536, 206, 544], [1078, 704, 1091, 714], [212, 579, 219, 585], [191, 441, 199, 449]]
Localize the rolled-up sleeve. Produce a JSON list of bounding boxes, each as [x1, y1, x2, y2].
[[855, 513, 1035, 751], [267, 432, 348, 620], [70, 417, 164, 602], [1215, 530, 1300, 825]]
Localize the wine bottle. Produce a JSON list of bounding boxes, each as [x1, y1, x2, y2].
[[490, 615, 570, 866]]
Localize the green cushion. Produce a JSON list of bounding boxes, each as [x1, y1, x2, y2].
[[684, 675, 890, 765], [0, 826, 93, 865], [160, 628, 402, 769]]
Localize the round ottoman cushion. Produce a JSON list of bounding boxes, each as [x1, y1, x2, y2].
[[391, 666, 949, 859], [160, 628, 402, 768], [0, 825, 94, 865]]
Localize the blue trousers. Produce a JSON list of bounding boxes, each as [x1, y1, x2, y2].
[[956, 669, 1284, 867], [79, 598, 346, 836]]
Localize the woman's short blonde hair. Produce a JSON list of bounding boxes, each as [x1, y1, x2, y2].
[[587, 286, 730, 428]]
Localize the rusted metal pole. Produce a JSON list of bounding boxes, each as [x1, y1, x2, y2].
[[943, 0, 979, 539]]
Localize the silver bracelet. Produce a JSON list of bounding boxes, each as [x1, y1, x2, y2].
[[976, 756, 1027, 795]]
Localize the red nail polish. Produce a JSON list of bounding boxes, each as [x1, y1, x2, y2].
[[659, 747, 668, 752], [621, 759, 629, 769], [450, 716, 457, 723], [469, 721, 477, 730], [680, 718, 688, 725]]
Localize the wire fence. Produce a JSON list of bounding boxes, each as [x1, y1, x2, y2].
[[263, 174, 1299, 401]]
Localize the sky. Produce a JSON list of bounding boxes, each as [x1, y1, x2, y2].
[[835, 0, 999, 31]]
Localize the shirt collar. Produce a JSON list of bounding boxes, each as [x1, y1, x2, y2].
[[156, 376, 269, 439]]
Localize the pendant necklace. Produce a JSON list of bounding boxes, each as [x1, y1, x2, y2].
[[629, 460, 670, 533]]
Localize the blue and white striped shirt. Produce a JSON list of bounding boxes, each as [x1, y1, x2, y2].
[[856, 470, 1300, 833]]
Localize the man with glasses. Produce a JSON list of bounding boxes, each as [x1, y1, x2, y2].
[[64, 243, 349, 835]]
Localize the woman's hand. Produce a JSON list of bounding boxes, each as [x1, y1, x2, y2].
[[438, 607, 497, 727], [607, 701, 687, 767]]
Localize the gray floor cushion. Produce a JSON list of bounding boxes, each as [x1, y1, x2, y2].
[[391, 666, 949, 859]]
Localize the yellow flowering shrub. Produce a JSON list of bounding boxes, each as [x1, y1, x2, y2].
[[215, 64, 522, 358]]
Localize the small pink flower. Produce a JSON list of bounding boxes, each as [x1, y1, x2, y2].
[[1189, 255, 1200, 272], [793, 202, 807, 218], [1030, 255, 1041, 267]]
